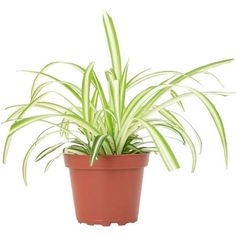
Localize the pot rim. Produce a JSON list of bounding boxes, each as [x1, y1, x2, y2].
[[64, 153, 149, 170]]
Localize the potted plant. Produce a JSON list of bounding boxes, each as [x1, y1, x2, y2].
[[2, 12, 233, 226]]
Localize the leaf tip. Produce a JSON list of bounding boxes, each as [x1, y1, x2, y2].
[[102, 10, 110, 20], [23, 178, 28, 187]]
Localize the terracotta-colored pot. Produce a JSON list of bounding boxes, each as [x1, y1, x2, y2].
[[64, 153, 149, 226]]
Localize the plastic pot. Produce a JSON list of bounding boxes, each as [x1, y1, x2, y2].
[[64, 153, 149, 226]]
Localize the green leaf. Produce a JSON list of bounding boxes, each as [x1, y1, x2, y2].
[[29, 61, 85, 97], [119, 61, 129, 115], [2, 135, 13, 164], [21, 121, 85, 186], [139, 119, 180, 171], [2, 113, 100, 165], [171, 59, 233, 85], [31, 80, 82, 102], [105, 70, 120, 129], [3, 11, 233, 183], [177, 128, 197, 172], [145, 91, 232, 117], [21, 70, 82, 102], [184, 87, 228, 167], [170, 89, 185, 111], [127, 68, 151, 87], [82, 62, 95, 123], [44, 154, 61, 172], [18, 91, 80, 121], [153, 122, 186, 145], [159, 108, 184, 129], [170, 110, 203, 154], [35, 142, 65, 162], [64, 146, 88, 155], [22, 129, 60, 185], [90, 135, 108, 166], [202, 71, 224, 88], [136, 59, 234, 118], [90, 90, 99, 124], [117, 84, 173, 153], [128, 70, 180, 89], [5, 105, 26, 122], [103, 11, 122, 80], [91, 72, 113, 136], [10, 114, 98, 137]]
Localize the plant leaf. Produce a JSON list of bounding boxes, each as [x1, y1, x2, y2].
[[139, 119, 180, 171], [119, 61, 129, 115], [29, 61, 85, 97], [171, 59, 233, 85], [137, 59, 234, 118], [103, 11, 122, 80], [184, 87, 228, 167], [159, 108, 184, 129], [170, 89, 185, 111], [21, 70, 82, 102], [90, 135, 108, 166], [44, 154, 61, 172], [35, 142, 65, 162], [91, 72, 113, 136], [82, 62, 95, 123]]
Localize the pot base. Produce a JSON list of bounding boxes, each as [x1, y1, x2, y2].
[[78, 218, 137, 226]]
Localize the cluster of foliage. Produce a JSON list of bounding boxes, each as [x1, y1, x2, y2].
[[3, 12, 233, 184]]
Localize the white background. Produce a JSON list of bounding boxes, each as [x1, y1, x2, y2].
[[0, 0, 236, 235]]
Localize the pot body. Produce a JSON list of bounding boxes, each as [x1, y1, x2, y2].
[[64, 153, 149, 226]]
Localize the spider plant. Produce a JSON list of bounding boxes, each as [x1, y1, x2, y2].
[[2, 12, 233, 185]]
